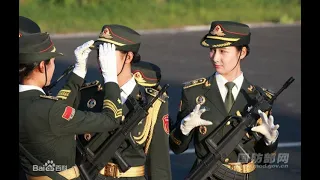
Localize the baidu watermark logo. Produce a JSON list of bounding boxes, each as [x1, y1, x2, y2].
[[33, 160, 68, 172], [237, 152, 289, 169]]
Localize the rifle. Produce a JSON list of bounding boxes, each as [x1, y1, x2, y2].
[[77, 84, 170, 179], [185, 77, 295, 180], [43, 64, 75, 95]]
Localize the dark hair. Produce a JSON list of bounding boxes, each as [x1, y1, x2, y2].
[[120, 51, 141, 63], [236, 45, 250, 57], [19, 59, 50, 83]]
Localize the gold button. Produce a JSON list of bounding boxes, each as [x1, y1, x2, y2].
[[226, 121, 231, 126], [225, 158, 229, 163]]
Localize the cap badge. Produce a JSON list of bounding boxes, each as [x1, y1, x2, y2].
[[99, 27, 113, 39], [211, 25, 226, 37]]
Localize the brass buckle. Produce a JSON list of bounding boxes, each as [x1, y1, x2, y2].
[[105, 163, 119, 178]]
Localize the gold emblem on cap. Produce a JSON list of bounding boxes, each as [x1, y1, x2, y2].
[[196, 95, 206, 105], [211, 25, 226, 37], [100, 27, 113, 39], [87, 98, 97, 108], [199, 125, 207, 135]]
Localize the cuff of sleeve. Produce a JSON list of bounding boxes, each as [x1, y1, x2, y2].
[[73, 67, 86, 79], [103, 76, 118, 84]]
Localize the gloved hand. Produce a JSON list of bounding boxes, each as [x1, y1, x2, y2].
[[180, 104, 213, 136], [98, 43, 118, 84], [251, 110, 279, 145], [73, 40, 94, 78]]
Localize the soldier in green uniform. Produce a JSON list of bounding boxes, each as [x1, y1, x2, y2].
[[19, 32, 123, 180], [169, 21, 280, 180], [19, 15, 42, 180], [75, 25, 172, 180]]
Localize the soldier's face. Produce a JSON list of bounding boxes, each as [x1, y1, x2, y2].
[[209, 46, 243, 75]]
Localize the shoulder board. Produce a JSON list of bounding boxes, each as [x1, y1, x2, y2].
[[39, 95, 59, 101], [145, 88, 168, 103], [80, 80, 101, 90], [183, 77, 207, 89]]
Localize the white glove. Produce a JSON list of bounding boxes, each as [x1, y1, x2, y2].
[[180, 104, 213, 136], [73, 40, 94, 78], [251, 109, 279, 145], [98, 43, 118, 84]]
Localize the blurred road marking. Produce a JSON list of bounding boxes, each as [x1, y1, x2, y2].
[[169, 141, 301, 155]]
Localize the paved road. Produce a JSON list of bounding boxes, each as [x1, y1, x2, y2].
[[49, 25, 301, 180]]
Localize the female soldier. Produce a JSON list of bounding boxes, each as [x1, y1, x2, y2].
[[169, 21, 280, 180], [75, 24, 172, 180], [19, 32, 123, 180]]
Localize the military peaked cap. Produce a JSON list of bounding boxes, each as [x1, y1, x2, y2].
[[19, 16, 41, 37], [19, 32, 63, 64], [90, 24, 141, 62], [132, 61, 161, 87], [91, 24, 141, 52], [200, 21, 251, 48]]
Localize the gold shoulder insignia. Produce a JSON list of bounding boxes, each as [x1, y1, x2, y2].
[[80, 80, 101, 90], [39, 95, 59, 101], [145, 88, 168, 103], [261, 87, 275, 99], [183, 78, 207, 89]]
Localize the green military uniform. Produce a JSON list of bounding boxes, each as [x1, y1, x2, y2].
[[75, 25, 172, 180], [19, 32, 123, 180], [19, 16, 42, 180], [169, 21, 278, 180]]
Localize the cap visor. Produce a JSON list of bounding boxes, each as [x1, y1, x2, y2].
[[19, 52, 63, 64]]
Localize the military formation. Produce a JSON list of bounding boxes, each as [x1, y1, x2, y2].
[[19, 16, 285, 180]]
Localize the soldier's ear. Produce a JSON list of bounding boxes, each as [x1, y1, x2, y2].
[[38, 61, 46, 73], [240, 46, 247, 60], [125, 51, 134, 64]]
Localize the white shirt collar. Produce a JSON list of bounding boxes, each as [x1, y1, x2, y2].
[[215, 72, 244, 101], [120, 76, 137, 104], [19, 84, 46, 94]]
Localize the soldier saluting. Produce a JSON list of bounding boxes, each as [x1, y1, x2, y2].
[[19, 31, 123, 179], [169, 21, 280, 180], [75, 24, 172, 180]]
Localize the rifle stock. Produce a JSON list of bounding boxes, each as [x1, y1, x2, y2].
[[77, 84, 169, 179], [185, 77, 295, 180]]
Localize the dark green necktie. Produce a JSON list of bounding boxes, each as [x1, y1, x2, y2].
[[224, 82, 235, 113]]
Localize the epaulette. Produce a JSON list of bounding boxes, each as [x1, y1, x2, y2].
[[183, 77, 207, 89], [261, 87, 275, 100], [39, 95, 59, 101], [145, 88, 168, 103], [80, 80, 101, 90]]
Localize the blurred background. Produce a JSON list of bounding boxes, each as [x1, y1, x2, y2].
[[19, 0, 300, 33], [20, 1, 301, 180]]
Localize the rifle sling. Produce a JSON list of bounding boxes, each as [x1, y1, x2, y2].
[[19, 142, 67, 180]]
